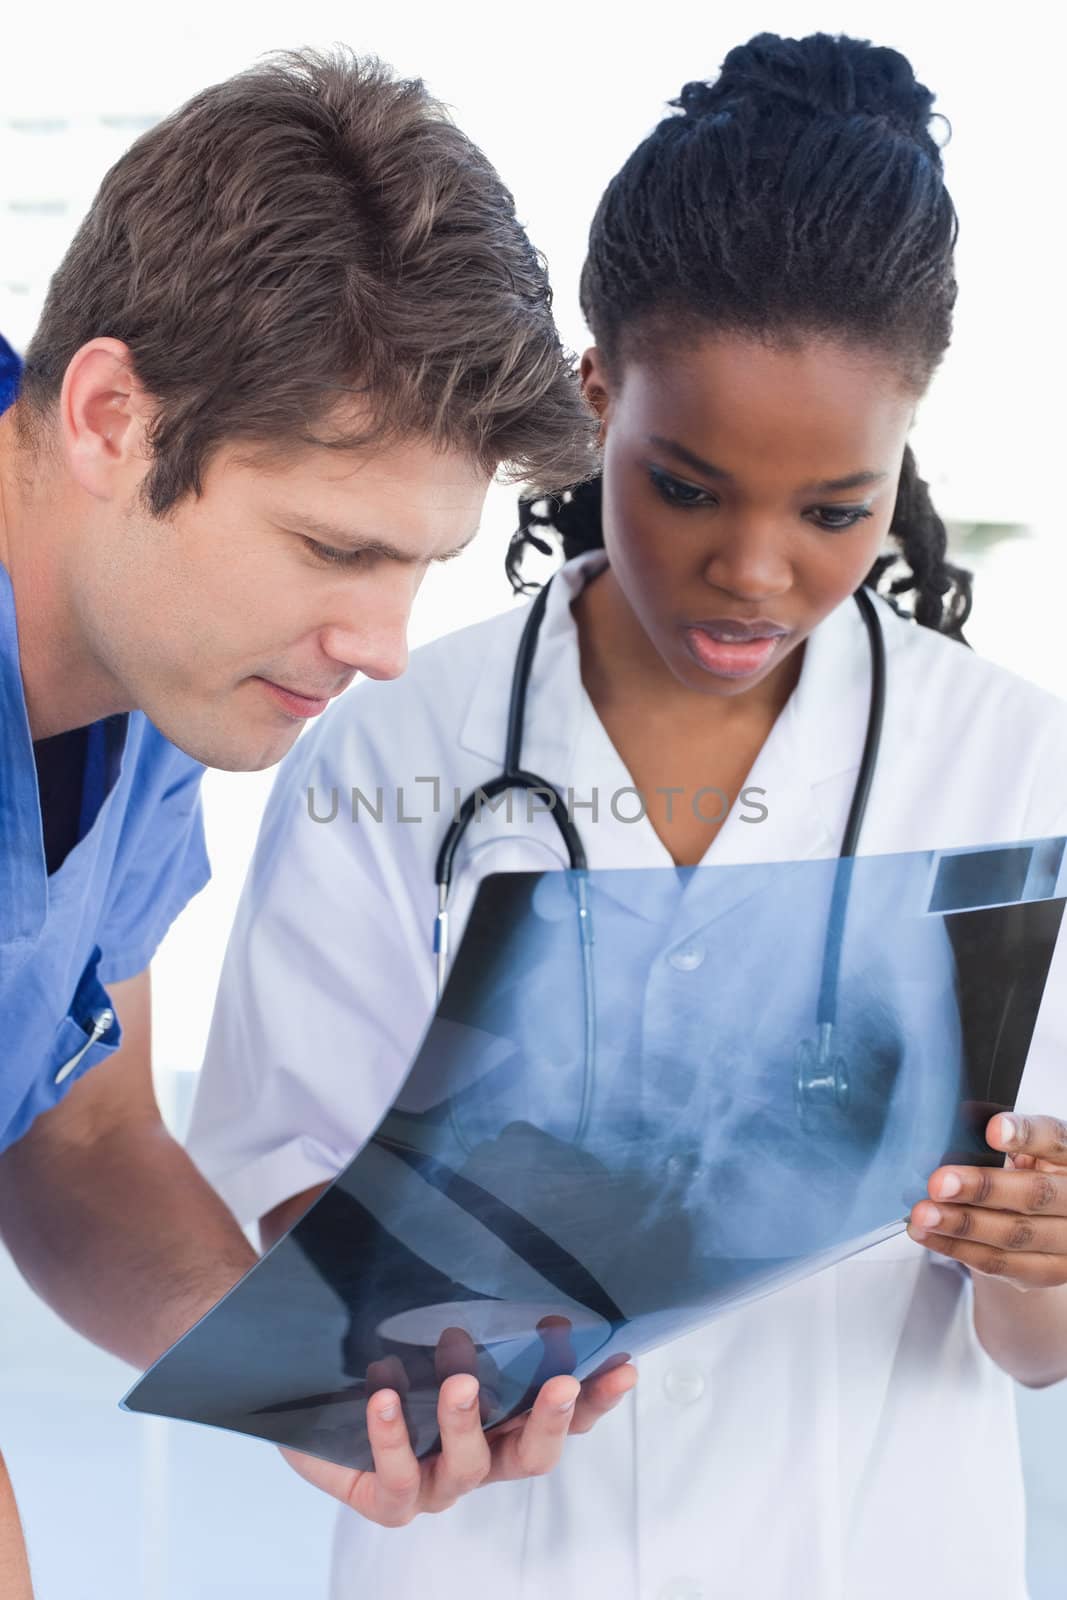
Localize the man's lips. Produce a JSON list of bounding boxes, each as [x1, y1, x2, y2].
[[254, 677, 348, 719]]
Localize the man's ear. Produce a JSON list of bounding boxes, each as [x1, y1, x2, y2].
[[59, 338, 152, 500], [579, 347, 612, 444]]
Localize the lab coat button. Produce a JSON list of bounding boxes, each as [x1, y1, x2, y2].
[[658, 1579, 705, 1600], [662, 1362, 706, 1405], [667, 942, 705, 972]]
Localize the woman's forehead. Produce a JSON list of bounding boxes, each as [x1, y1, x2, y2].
[[609, 335, 915, 481]]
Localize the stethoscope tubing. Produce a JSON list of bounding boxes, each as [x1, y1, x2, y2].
[[816, 587, 886, 1028], [433, 572, 885, 1134]]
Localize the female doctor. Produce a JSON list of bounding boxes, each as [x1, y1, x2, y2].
[[189, 32, 1067, 1600]]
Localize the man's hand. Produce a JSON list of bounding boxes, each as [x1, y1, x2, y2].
[[261, 1193, 639, 1526], [907, 1113, 1067, 1289], [281, 1359, 637, 1526]]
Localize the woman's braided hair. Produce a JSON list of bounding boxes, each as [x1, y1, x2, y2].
[[507, 32, 972, 638]]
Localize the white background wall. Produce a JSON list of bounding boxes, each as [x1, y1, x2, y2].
[[2, 2, 1066, 1594]]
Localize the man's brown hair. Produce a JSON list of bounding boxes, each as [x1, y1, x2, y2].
[[17, 48, 596, 510]]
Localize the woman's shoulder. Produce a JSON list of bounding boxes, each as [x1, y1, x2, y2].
[[878, 599, 1067, 807], [884, 598, 1067, 731]]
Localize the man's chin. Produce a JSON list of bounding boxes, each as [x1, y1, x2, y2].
[[150, 711, 301, 773]]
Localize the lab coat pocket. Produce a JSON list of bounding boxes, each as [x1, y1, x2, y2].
[[49, 946, 124, 1094]]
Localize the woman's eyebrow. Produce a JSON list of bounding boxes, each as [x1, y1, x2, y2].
[[646, 434, 889, 493], [808, 468, 889, 492], [648, 434, 733, 482]]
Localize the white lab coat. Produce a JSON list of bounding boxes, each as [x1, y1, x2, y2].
[[189, 551, 1067, 1600]]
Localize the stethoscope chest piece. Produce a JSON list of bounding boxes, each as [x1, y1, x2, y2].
[[795, 1022, 850, 1127]]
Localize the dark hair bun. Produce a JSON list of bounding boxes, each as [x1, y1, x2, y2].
[[673, 32, 945, 156]]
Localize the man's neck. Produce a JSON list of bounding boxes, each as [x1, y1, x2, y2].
[[0, 411, 133, 739]]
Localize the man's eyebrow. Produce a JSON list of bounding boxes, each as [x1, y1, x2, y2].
[[276, 513, 479, 563], [647, 435, 889, 494], [436, 527, 481, 562]]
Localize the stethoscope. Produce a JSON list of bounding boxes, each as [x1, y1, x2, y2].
[[433, 575, 886, 1148]]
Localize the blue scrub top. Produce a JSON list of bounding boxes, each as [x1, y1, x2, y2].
[[0, 559, 211, 1151], [0, 332, 19, 412]]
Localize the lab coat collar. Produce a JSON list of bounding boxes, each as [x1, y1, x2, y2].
[[457, 550, 605, 791]]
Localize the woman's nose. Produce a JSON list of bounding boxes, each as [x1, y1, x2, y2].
[[700, 515, 792, 600]]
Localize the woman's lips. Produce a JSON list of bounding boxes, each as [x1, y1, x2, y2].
[[683, 624, 789, 680]]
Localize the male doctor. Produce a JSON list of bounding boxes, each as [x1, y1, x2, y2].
[[0, 48, 634, 1595]]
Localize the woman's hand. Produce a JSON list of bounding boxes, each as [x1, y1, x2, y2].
[[280, 1357, 637, 1527], [908, 1113, 1067, 1290]]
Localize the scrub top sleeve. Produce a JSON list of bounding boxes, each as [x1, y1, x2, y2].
[[96, 755, 211, 986], [186, 723, 437, 1228]]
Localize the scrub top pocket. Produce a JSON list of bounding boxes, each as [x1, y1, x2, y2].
[[48, 945, 123, 1093]]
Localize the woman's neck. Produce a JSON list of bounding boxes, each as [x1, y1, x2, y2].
[[571, 563, 802, 865]]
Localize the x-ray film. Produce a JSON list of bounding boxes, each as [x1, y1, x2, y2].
[[124, 837, 1067, 1469]]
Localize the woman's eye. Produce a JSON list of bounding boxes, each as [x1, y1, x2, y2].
[[648, 467, 714, 508], [808, 506, 874, 532]]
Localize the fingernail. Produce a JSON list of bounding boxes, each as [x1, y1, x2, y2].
[[376, 1401, 399, 1422], [997, 1115, 1016, 1145], [452, 1381, 479, 1412], [556, 1391, 578, 1413], [937, 1172, 961, 1199], [921, 1205, 942, 1228], [908, 1223, 928, 1241]]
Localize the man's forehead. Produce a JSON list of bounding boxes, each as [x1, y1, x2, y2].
[[236, 412, 487, 484]]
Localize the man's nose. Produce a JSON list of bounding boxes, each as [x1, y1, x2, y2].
[[318, 577, 415, 682]]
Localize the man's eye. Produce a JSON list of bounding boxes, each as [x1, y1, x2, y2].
[[304, 537, 364, 567], [808, 506, 875, 532], [648, 466, 715, 509]]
